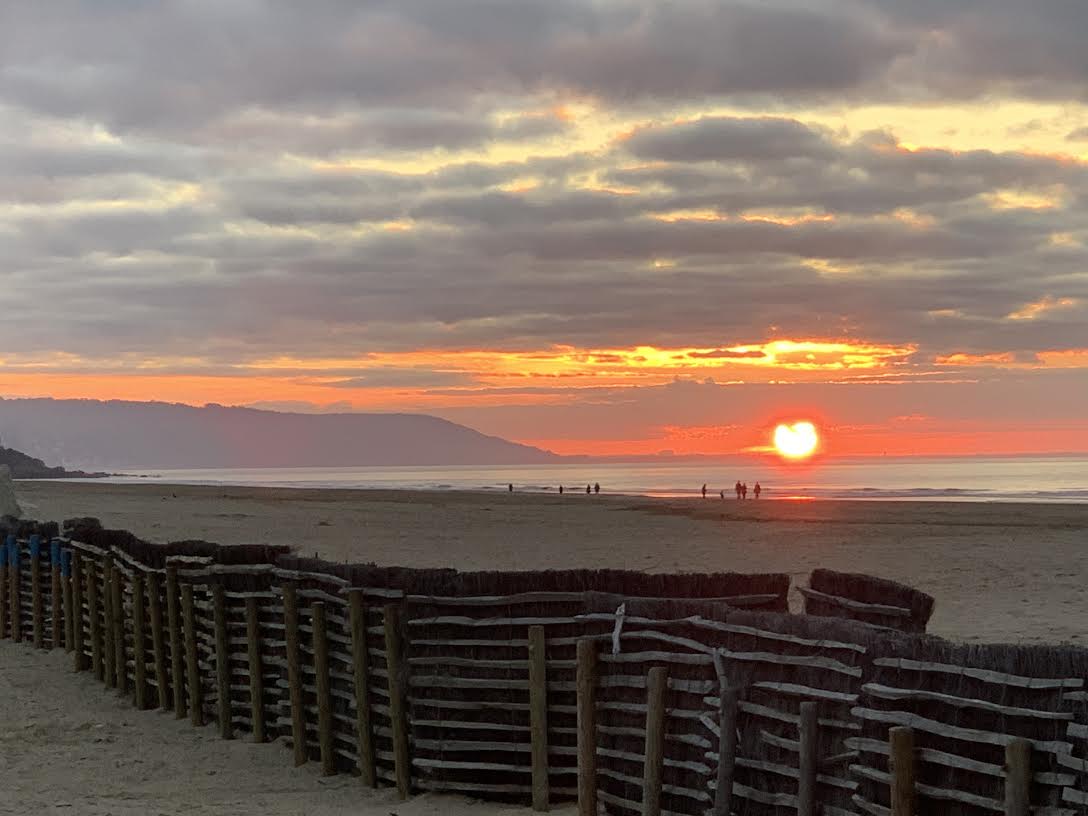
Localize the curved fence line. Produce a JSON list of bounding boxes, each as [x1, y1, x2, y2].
[[1, 518, 1086, 816]]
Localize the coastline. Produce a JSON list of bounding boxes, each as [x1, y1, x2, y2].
[[15, 479, 1088, 644]]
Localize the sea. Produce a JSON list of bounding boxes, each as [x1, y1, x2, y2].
[[98, 455, 1088, 503]]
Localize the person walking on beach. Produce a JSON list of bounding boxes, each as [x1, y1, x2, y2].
[[508, 483, 513, 493], [586, 484, 591, 494], [594, 482, 600, 494], [558, 485, 563, 495], [741, 482, 748, 500], [735, 481, 742, 500], [701, 483, 707, 499], [754, 482, 762, 499], [719, 489, 724, 500]]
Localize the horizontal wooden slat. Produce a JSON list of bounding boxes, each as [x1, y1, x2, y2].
[[873, 658, 1083, 690], [800, 587, 911, 618], [863, 682, 1074, 720], [851, 707, 1073, 754]]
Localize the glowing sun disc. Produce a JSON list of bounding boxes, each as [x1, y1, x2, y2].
[[774, 422, 819, 459]]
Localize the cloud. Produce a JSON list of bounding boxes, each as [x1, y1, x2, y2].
[[688, 350, 768, 360], [624, 116, 835, 162], [0, 0, 1087, 406], [326, 369, 478, 389]]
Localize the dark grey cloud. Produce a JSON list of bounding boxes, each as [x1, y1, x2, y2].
[[625, 117, 835, 162], [4, 0, 1088, 155], [0, 2, 908, 137]]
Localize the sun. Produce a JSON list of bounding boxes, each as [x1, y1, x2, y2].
[[773, 421, 819, 460]]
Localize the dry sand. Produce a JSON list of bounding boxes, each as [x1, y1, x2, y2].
[[16, 480, 1088, 644], [0, 641, 574, 816], [7, 480, 1088, 815]]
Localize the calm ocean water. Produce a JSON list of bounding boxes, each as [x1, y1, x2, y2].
[[101, 456, 1088, 502]]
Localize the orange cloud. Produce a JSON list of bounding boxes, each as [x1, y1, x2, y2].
[[936, 348, 1088, 368], [0, 338, 919, 425], [1007, 295, 1079, 320], [935, 351, 1019, 366]]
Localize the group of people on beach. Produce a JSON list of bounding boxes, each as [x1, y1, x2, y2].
[[555, 483, 600, 495], [702, 481, 761, 499], [513, 483, 601, 495]]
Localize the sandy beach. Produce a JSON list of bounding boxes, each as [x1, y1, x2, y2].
[[0, 640, 576, 816], [15, 480, 1088, 644], [6, 480, 1088, 816]]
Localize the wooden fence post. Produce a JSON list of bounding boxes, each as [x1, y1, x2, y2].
[[111, 563, 126, 694], [212, 585, 233, 739], [181, 584, 203, 727], [1005, 738, 1032, 816], [62, 551, 74, 652], [10, 537, 22, 643], [132, 573, 148, 710], [576, 638, 598, 816], [50, 540, 62, 649], [88, 558, 102, 679], [713, 681, 738, 816], [72, 551, 85, 670], [348, 591, 375, 786], [148, 573, 168, 711], [245, 596, 266, 743], [643, 666, 668, 816], [529, 625, 550, 811], [889, 726, 915, 816], [0, 539, 8, 639], [312, 601, 335, 776], [798, 701, 818, 816], [384, 603, 410, 800], [30, 536, 44, 649], [0, 539, 8, 641], [166, 565, 185, 719], [283, 583, 307, 766], [103, 559, 117, 688]]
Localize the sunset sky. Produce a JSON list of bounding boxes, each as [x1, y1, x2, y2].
[[2, 1, 1086, 457]]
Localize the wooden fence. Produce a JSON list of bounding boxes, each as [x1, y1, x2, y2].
[[1, 520, 1086, 815]]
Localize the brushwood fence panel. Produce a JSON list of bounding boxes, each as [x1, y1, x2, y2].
[[403, 591, 597, 800]]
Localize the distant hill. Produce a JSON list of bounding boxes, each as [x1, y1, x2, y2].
[[0, 444, 105, 479], [0, 398, 558, 470]]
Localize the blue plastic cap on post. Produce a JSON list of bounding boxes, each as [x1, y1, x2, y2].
[[30, 534, 41, 558], [61, 550, 72, 578]]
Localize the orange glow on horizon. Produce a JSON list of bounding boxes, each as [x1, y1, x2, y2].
[[2, 338, 1087, 460]]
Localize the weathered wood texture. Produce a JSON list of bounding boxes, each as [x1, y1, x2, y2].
[[577, 638, 598, 816]]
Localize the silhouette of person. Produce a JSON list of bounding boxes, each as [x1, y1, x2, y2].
[[508, 483, 513, 493], [701, 483, 707, 499], [754, 482, 762, 499], [735, 481, 742, 500], [558, 485, 563, 495], [741, 482, 748, 500], [594, 482, 600, 494], [719, 490, 724, 500], [586, 484, 591, 494]]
